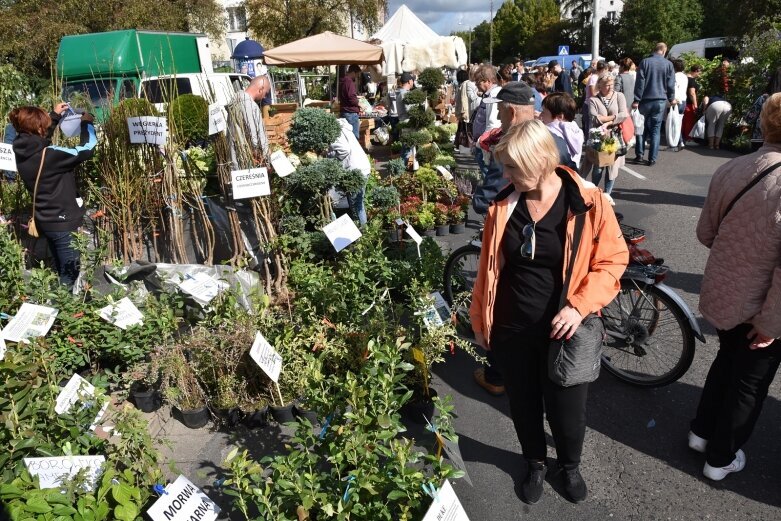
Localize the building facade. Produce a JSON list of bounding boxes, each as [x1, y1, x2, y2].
[[560, 0, 625, 23]]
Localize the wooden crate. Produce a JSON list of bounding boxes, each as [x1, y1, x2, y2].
[[263, 112, 294, 152]]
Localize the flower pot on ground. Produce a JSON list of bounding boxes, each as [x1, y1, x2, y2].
[[212, 406, 243, 428], [175, 406, 210, 429], [130, 385, 160, 413], [270, 402, 297, 424], [422, 229, 437, 237], [435, 224, 450, 236], [401, 388, 438, 425], [449, 222, 466, 234], [242, 406, 269, 429], [293, 403, 319, 425]]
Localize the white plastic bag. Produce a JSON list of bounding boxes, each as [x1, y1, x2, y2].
[[690, 115, 706, 140], [631, 109, 644, 136], [665, 106, 683, 147]]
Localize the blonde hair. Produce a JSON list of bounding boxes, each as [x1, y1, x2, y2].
[[493, 120, 559, 181], [760, 93, 781, 143], [597, 73, 614, 86]]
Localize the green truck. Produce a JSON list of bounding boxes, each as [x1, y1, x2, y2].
[[56, 30, 213, 117]]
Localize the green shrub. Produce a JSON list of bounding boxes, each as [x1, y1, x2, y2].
[[407, 105, 435, 129], [416, 143, 439, 166], [402, 89, 427, 106], [431, 124, 456, 144], [390, 141, 403, 153], [386, 158, 406, 177], [433, 154, 456, 168], [170, 94, 209, 145], [418, 67, 445, 95], [400, 129, 433, 148], [286, 158, 362, 195], [287, 107, 341, 154], [369, 185, 400, 211]]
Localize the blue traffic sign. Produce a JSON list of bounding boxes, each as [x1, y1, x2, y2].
[[558, 45, 570, 56]]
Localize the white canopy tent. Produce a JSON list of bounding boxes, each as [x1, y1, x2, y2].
[[371, 5, 467, 76]]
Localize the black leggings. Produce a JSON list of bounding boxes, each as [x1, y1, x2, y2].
[[491, 326, 589, 468]]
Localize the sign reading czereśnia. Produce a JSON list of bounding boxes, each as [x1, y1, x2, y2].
[[0, 143, 17, 172], [231, 168, 270, 199], [127, 117, 168, 145]]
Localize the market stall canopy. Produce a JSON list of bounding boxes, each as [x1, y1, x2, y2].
[[370, 4, 439, 42], [263, 31, 384, 66], [370, 5, 467, 75]]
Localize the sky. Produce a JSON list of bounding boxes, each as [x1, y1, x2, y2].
[[385, 0, 505, 37]]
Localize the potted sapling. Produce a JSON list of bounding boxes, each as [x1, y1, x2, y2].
[[434, 203, 450, 236], [448, 204, 466, 234]]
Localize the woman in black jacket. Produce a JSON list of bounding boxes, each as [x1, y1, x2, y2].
[[10, 104, 96, 287]]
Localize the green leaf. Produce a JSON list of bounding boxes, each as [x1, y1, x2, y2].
[[387, 490, 407, 500], [111, 483, 133, 506], [114, 503, 139, 521], [52, 504, 78, 516], [25, 496, 53, 514], [377, 415, 392, 429]]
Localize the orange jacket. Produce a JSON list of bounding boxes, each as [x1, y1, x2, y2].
[[469, 167, 629, 342]]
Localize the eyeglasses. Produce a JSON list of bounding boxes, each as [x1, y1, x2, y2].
[[521, 221, 536, 260]]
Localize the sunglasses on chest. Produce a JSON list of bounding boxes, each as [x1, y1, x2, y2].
[[521, 221, 536, 260]]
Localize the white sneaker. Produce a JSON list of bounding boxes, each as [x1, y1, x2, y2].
[[688, 431, 707, 453], [703, 449, 746, 481], [604, 193, 615, 206]]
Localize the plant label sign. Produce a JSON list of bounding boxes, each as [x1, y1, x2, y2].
[[24, 455, 105, 491], [147, 475, 220, 521], [435, 165, 454, 181], [177, 272, 228, 307], [270, 150, 295, 177], [231, 168, 271, 199], [250, 331, 283, 383], [98, 297, 143, 330], [127, 117, 168, 146], [0, 302, 58, 343], [323, 214, 362, 253], [0, 337, 5, 360], [442, 437, 473, 486], [0, 143, 17, 172], [55, 373, 109, 430], [421, 480, 470, 521], [422, 291, 451, 329], [208, 103, 226, 135]]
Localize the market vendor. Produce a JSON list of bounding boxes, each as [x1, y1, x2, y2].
[[339, 65, 362, 140], [228, 75, 270, 168]]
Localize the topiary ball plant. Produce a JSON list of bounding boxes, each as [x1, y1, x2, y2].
[[418, 68, 445, 95], [386, 158, 406, 177], [170, 94, 209, 145], [400, 129, 433, 149], [287, 107, 341, 155], [369, 185, 400, 211], [403, 89, 427, 106], [407, 105, 435, 129]]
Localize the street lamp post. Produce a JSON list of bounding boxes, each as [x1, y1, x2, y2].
[[591, 0, 600, 60], [489, 0, 494, 65]]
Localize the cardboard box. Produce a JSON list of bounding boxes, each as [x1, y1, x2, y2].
[[586, 148, 616, 167]]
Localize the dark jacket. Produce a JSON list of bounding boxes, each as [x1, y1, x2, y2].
[[634, 53, 675, 103], [14, 113, 96, 232], [555, 72, 573, 96], [339, 76, 360, 113]]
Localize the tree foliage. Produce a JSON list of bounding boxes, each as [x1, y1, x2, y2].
[[0, 0, 224, 79], [617, 0, 704, 61], [246, 0, 386, 47], [493, 0, 560, 63], [700, 0, 781, 38]]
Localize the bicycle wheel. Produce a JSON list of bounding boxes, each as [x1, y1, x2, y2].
[[443, 244, 481, 304], [443, 244, 480, 338], [600, 279, 695, 387]]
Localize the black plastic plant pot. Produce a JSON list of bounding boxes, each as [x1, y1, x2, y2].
[[423, 229, 437, 237], [436, 224, 450, 236], [214, 407, 244, 428], [176, 406, 210, 429], [130, 388, 159, 413], [242, 407, 269, 429], [401, 388, 438, 425], [293, 404, 319, 425], [450, 223, 466, 234], [270, 403, 297, 424]]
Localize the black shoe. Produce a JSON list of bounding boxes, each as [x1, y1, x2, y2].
[[632, 155, 643, 163], [645, 159, 656, 166], [563, 467, 588, 503], [521, 461, 547, 504]]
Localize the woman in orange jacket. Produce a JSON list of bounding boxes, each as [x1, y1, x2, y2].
[[469, 120, 627, 504]]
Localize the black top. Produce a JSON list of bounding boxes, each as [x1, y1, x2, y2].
[[686, 77, 699, 105], [492, 186, 568, 330]]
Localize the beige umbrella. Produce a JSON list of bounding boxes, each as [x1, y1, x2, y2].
[[263, 31, 384, 67]]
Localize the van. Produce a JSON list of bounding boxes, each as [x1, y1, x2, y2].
[[668, 38, 738, 60], [532, 53, 602, 70], [140, 73, 252, 110]]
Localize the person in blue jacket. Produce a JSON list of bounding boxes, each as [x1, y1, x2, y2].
[[10, 103, 97, 287]]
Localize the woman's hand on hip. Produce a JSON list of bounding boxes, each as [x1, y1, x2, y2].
[[748, 327, 776, 350], [550, 305, 584, 340]]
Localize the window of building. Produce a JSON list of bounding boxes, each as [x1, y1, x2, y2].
[[606, 11, 617, 21], [227, 5, 247, 32]]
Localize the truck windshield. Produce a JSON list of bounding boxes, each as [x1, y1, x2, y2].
[[62, 80, 116, 108], [141, 78, 193, 104]]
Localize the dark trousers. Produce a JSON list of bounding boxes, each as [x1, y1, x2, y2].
[[484, 350, 504, 385], [691, 323, 781, 467], [491, 327, 589, 468], [42, 229, 80, 287]]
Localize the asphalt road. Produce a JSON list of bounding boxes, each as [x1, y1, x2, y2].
[[434, 143, 781, 521]]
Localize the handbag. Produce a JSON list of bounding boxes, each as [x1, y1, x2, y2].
[[690, 115, 706, 140], [548, 213, 605, 387], [27, 148, 47, 238], [619, 115, 634, 144], [454, 119, 472, 149], [612, 126, 628, 157], [631, 109, 644, 136]]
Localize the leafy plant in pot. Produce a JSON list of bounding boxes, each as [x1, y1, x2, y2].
[[157, 345, 209, 429], [125, 362, 160, 413], [448, 204, 466, 234], [434, 202, 450, 236], [417, 203, 437, 236]]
